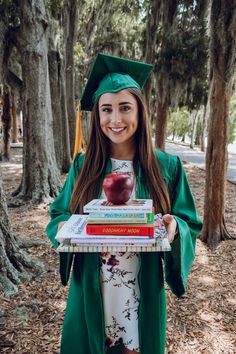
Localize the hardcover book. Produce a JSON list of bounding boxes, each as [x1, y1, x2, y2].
[[87, 212, 148, 224], [55, 215, 88, 243], [83, 199, 153, 213], [57, 238, 171, 253]]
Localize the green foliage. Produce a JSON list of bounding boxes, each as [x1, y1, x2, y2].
[[167, 107, 191, 139], [153, 0, 209, 110], [45, 0, 209, 114], [79, 0, 143, 56], [74, 0, 146, 97]]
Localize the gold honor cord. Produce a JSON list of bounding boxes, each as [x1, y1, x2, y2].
[[73, 101, 84, 157]]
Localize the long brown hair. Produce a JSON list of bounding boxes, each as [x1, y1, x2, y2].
[[69, 88, 170, 214]]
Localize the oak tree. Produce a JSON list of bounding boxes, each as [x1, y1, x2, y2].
[[14, 0, 61, 201], [200, 0, 236, 249]]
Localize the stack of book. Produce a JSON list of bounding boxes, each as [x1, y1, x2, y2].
[[56, 199, 171, 253]]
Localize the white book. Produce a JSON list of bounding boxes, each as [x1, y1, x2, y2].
[[61, 237, 155, 245], [83, 199, 153, 213], [55, 215, 88, 243], [57, 238, 171, 253]]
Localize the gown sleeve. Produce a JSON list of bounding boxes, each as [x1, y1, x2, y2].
[[163, 156, 202, 297], [46, 153, 83, 286]]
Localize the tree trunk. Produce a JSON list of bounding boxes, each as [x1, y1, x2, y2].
[[81, 111, 90, 146], [0, 20, 6, 76], [48, 28, 63, 171], [63, 0, 78, 157], [155, 99, 168, 151], [0, 174, 42, 298], [48, 20, 71, 172], [143, 0, 160, 118], [155, 0, 178, 150], [172, 130, 175, 141], [60, 67, 72, 172], [200, 0, 236, 249], [0, 85, 11, 161], [0, 20, 15, 161], [200, 104, 207, 152], [190, 110, 198, 149], [11, 89, 19, 143], [15, 0, 61, 201]]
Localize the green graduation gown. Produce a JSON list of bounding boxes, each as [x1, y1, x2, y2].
[[46, 149, 202, 354]]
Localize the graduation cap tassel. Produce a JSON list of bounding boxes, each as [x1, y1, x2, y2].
[[73, 101, 84, 157]]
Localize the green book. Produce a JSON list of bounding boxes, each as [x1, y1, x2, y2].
[[87, 212, 154, 224]]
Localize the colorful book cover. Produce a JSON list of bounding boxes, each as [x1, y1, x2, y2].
[[87, 212, 148, 224], [83, 199, 153, 213], [86, 213, 154, 236], [86, 225, 154, 236]]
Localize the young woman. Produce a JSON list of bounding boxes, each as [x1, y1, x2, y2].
[[46, 53, 202, 354]]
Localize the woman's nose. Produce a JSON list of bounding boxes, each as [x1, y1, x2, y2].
[[110, 110, 121, 124]]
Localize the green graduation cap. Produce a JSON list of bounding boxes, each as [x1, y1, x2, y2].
[[80, 53, 153, 111]]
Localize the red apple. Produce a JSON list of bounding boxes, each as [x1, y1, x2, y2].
[[103, 172, 133, 204]]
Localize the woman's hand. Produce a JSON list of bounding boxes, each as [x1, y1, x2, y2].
[[162, 214, 178, 244]]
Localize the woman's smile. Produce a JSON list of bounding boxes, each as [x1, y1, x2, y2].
[[109, 127, 126, 133]]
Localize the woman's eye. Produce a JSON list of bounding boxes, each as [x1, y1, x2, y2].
[[102, 108, 112, 113], [121, 106, 131, 112]]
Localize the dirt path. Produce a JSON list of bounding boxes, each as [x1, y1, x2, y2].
[[0, 148, 235, 354]]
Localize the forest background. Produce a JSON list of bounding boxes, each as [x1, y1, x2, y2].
[[0, 0, 235, 353]]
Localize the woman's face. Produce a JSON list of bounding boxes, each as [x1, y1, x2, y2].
[[98, 89, 139, 149]]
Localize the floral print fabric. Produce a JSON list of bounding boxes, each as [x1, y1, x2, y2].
[[100, 158, 140, 351]]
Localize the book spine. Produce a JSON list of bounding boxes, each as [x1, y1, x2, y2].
[[87, 218, 147, 224], [84, 206, 152, 213], [89, 212, 147, 219], [87, 212, 153, 224], [69, 237, 155, 243], [86, 224, 154, 237]]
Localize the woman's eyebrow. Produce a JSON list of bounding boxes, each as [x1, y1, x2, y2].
[[119, 101, 133, 105], [100, 103, 112, 107], [100, 101, 134, 107]]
